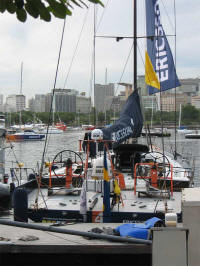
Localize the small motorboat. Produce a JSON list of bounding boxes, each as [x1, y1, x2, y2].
[[55, 122, 67, 131], [38, 126, 63, 134], [6, 129, 45, 141], [177, 129, 194, 134]]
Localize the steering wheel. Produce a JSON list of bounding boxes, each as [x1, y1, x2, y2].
[[142, 151, 171, 178], [51, 150, 84, 187]]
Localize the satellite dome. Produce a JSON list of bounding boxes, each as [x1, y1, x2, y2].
[[91, 129, 103, 141]]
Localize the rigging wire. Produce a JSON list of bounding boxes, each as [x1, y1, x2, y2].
[[35, 19, 67, 208], [173, 0, 177, 159], [160, 0, 175, 33], [63, 6, 90, 89], [88, 0, 110, 124], [108, 43, 133, 112], [96, 0, 110, 31]]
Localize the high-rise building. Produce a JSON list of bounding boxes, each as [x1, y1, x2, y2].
[[191, 95, 200, 109], [16, 95, 26, 112], [28, 98, 35, 112], [45, 89, 76, 113], [76, 95, 91, 114], [142, 95, 159, 111], [177, 78, 200, 96], [160, 93, 189, 112], [34, 94, 46, 112], [94, 83, 115, 112], [0, 94, 3, 112], [108, 95, 126, 113], [6, 94, 25, 112]]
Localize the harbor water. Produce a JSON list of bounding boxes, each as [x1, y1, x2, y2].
[[5, 129, 200, 186]]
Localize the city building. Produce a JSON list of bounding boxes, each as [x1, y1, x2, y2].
[[34, 94, 46, 112], [94, 83, 115, 112], [76, 95, 91, 114], [118, 83, 133, 99], [28, 98, 35, 112], [109, 95, 126, 113], [45, 89, 76, 113], [191, 96, 200, 109], [6, 94, 26, 112], [177, 78, 200, 96], [142, 95, 159, 111], [160, 93, 189, 112], [0, 94, 3, 112], [16, 95, 26, 112]]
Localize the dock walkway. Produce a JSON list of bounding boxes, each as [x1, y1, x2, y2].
[[0, 221, 151, 266]]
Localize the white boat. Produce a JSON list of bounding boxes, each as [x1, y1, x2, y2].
[[177, 129, 194, 134], [9, 0, 193, 228], [38, 126, 63, 134], [6, 129, 45, 141], [185, 130, 200, 139]]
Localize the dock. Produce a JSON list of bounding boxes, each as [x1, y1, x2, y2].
[[0, 220, 151, 266]]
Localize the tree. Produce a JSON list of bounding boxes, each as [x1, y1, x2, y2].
[[182, 105, 199, 125], [0, 0, 104, 22], [98, 112, 105, 125]]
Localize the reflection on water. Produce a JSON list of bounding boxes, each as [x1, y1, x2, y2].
[[5, 129, 200, 185]]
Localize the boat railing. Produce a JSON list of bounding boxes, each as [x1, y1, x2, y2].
[[48, 163, 83, 189], [133, 162, 173, 197]]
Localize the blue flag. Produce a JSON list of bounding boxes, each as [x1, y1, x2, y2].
[[145, 0, 180, 94]]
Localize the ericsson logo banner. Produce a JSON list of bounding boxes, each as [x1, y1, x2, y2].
[[154, 0, 168, 83], [112, 119, 134, 142], [145, 0, 180, 94]]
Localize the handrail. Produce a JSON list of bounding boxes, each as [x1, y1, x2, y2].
[[134, 162, 173, 196], [48, 163, 83, 188]]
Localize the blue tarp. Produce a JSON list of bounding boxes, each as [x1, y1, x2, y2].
[[115, 217, 162, 240]]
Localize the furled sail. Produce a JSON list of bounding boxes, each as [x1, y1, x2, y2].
[[101, 89, 143, 145], [145, 0, 180, 94]]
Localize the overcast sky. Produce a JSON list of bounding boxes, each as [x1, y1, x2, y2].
[[0, 0, 199, 102]]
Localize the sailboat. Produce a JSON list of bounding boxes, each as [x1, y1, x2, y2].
[[10, 0, 193, 226]]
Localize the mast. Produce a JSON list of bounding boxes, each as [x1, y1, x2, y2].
[[104, 68, 107, 125], [19, 62, 23, 127], [94, 5, 98, 126], [20, 62, 23, 94], [178, 103, 181, 129], [133, 0, 137, 90]]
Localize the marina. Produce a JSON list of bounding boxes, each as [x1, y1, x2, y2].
[[0, 0, 200, 265]]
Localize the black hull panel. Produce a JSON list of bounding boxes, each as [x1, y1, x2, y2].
[[27, 208, 182, 224]]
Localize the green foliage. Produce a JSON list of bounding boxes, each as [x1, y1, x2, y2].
[[0, 0, 104, 22], [143, 105, 200, 126], [144, 109, 177, 126], [5, 110, 113, 127], [182, 105, 200, 125], [98, 112, 105, 125]]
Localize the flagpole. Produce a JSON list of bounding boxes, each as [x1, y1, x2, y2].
[[103, 145, 110, 222], [133, 0, 137, 91]]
